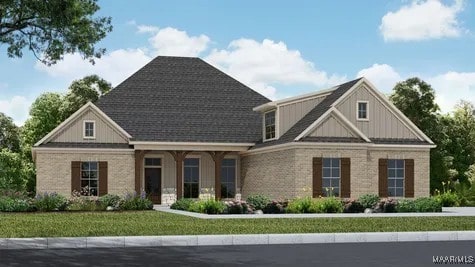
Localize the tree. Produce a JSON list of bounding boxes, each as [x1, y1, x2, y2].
[[444, 101, 475, 186], [0, 0, 112, 65], [62, 75, 112, 117], [0, 112, 20, 152], [20, 92, 64, 154], [389, 77, 453, 192], [0, 148, 34, 192]]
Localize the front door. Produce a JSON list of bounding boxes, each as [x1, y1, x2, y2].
[[145, 168, 161, 204]]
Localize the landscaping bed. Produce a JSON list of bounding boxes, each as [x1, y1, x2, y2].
[[170, 194, 446, 215]]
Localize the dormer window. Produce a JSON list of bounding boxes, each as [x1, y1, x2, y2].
[[83, 120, 95, 139], [357, 101, 369, 121], [264, 110, 276, 141]]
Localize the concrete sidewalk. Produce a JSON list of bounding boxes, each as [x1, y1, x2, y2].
[[1, 231, 475, 250], [154, 206, 475, 219]]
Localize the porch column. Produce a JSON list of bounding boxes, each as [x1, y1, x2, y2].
[[168, 151, 190, 200], [208, 151, 229, 200], [134, 150, 148, 193]]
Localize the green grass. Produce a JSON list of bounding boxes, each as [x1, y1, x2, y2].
[[0, 211, 473, 238]]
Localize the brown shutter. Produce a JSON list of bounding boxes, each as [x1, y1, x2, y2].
[[71, 161, 81, 194], [378, 159, 388, 197], [99, 161, 108, 196], [312, 157, 323, 197], [405, 159, 414, 198], [340, 158, 351, 198]]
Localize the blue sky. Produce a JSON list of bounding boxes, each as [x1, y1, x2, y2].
[[1, 0, 474, 125]]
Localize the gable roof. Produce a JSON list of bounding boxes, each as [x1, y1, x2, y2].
[[95, 56, 270, 143], [253, 78, 362, 148], [34, 102, 132, 147], [252, 77, 434, 149]]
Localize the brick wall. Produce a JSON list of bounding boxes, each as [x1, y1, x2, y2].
[[36, 151, 135, 196], [241, 146, 430, 199]]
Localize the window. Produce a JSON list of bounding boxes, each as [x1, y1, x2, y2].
[[322, 158, 340, 197], [83, 121, 95, 138], [81, 162, 98, 196], [264, 110, 276, 140], [388, 159, 404, 197], [221, 159, 236, 198], [145, 158, 161, 167], [357, 101, 368, 120], [184, 158, 199, 198]]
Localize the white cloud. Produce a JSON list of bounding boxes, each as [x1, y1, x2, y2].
[[137, 24, 160, 34], [0, 96, 32, 126], [357, 63, 475, 113], [357, 64, 402, 92], [380, 0, 465, 41], [205, 38, 345, 99], [35, 49, 152, 86], [428, 71, 475, 112], [148, 27, 210, 57]]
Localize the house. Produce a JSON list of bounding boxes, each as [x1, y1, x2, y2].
[[32, 56, 435, 204]]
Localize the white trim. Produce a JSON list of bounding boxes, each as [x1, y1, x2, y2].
[[253, 87, 336, 112], [356, 101, 369, 121], [132, 144, 252, 152], [263, 109, 277, 142], [83, 120, 96, 139], [294, 108, 333, 141], [34, 102, 132, 146], [332, 108, 371, 142], [32, 147, 134, 153], [240, 142, 435, 156], [129, 141, 254, 146]]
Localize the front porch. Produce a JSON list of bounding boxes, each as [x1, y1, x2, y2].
[[134, 149, 243, 205]]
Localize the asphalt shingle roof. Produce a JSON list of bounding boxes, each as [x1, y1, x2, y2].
[[95, 56, 270, 143]]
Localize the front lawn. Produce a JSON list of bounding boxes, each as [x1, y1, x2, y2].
[[0, 211, 473, 238]]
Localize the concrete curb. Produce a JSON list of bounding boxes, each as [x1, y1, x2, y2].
[[155, 206, 475, 219], [1, 231, 474, 249]]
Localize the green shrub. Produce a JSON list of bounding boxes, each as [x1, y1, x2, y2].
[[454, 183, 475, 207], [396, 199, 416, 212], [170, 198, 194, 211], [314, 197, 344, 213], [34, 192, 67, 212], [119, 192, 153, 211], [263, 200, 287, 214], [286, 197, 314, 213], [67, 196, 103, 211], [99, 194, 122, 209], [342, 199, 365, 213], [358, 194, 380, 209], [246, 195, 270, 210], [434, 191, 459, 207], [224, 200, 253, 214], [0, 197, 31, 212], [188, 199, 225, 214], [414, 197, 442, 212]]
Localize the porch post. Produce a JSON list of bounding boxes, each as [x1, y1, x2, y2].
[[208, 151, 229, 200], [168, 151, 190, 200], [134, 150, 148, 193]]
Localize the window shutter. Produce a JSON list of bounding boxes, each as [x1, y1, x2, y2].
[[405, 159, 414, 198], [71, 161, 81, 194], [312, 157, 323, 197], [340, 158, 351, 198], [99, 161, 108, 196], [378, 159, 388, 197]]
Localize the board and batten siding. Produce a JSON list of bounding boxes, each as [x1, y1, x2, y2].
[[278, 96, 326, 136], [336, 85, 419, 139], [309, 115, 355, 137], [49, 108, 128, 143]]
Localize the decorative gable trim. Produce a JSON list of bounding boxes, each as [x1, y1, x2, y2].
[[332, 77, 434, 145], [34, 102, 132, 147], [295, 107, 371, 142]]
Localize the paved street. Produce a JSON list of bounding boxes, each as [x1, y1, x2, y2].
[[1, 241, 474, 267]]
